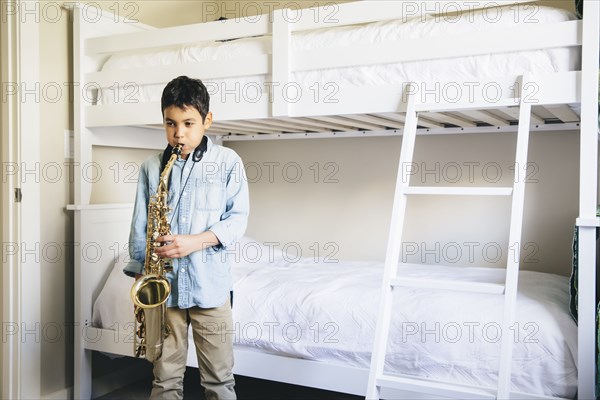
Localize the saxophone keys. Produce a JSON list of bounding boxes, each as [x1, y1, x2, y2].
[[136, 324, 145, 339], [135, 346, 144, 358], [135, 307, 144, 323], [164, 259, 173, 270]]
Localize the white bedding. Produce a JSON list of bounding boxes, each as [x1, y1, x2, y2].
[[98, 5, 579, 106], [93, 237, 577, 398]]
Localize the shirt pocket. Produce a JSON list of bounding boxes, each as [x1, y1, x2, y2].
[[195, 178, 225, 212]]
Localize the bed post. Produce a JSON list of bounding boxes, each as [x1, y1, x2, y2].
[[72, 209, 93, 399], [577, 1, 599, 399], [67, 6, 94, 399]]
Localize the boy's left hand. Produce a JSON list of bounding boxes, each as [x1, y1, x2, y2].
[[154, 234, 198, 259], [154, 231, 219, 259]]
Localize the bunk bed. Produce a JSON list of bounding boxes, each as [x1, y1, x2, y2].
[[67, 1, 599, 399]]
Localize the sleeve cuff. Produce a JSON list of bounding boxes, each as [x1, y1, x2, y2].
[[208, 226, 231, 251], [123, 259, 144, 277]]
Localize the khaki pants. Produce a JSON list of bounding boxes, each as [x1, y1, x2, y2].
[[150, 301, 236, 400]]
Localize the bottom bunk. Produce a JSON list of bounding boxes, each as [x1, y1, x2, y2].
[[88, 235, 577, 399]]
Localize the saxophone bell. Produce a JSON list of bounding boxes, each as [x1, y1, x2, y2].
[[130, 273, 171, 309]]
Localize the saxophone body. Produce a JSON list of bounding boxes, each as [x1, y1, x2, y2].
[[131, 144, 182, 362]]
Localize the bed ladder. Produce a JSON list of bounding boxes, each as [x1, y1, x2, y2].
[[365, 78, 533, 400]]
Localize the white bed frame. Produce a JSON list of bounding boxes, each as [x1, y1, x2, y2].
[[67, 1, 599, 399]]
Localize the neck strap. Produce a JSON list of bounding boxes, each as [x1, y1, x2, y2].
[[160, 136, 208, 175]]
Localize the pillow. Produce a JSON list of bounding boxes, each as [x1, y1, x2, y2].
[[92, 252, 136, 332]]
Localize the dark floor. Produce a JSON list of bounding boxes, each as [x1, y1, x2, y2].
[[96, 366, 363, 400]]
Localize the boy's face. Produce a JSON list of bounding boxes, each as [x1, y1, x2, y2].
[[163, 105, 212, 159]]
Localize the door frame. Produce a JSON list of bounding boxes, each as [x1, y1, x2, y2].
[[1, 1, 41, 398]]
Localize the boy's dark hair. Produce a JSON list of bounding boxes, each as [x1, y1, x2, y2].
[[161, 76, 210, 121]]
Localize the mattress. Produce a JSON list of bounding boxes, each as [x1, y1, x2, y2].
[[93, 237, 577, 398], [97, 5, 580, 106]]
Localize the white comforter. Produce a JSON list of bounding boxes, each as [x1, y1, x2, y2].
[[93, 237, 577, 398]]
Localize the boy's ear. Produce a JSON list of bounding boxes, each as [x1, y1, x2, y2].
[[203, 112, 213, 129]]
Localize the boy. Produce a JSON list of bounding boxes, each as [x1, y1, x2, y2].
[[124, 75, 249, 400]]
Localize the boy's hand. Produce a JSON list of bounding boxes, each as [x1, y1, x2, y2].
[[154, 231, 219, 259]]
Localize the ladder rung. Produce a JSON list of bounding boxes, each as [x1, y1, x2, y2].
[[391, 276, 505, 294], [404, 186, 513, 196], [377, 374, 495, 399]]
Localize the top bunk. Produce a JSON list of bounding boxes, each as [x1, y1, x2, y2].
[[72, 0, 589, 140]]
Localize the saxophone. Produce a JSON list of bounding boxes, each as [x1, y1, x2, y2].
[[131, 143, 183, 362]]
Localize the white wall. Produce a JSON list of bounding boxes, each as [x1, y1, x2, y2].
[[227, 129, 580, 276]]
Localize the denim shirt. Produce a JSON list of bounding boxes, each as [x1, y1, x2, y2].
[[123, 137, 249, 309]]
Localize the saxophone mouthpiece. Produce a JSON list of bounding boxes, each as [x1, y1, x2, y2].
[[173, 144, 183, 155]]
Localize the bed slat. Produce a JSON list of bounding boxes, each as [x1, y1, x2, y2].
[[213, 120, 288, 134], [379, 112, 443, 129], [323, 115, 387, 131], [456, 110, 511, 126], [212, 122, 276, 135], [544, 104, 581, 122], [289, 117, 356, 131], [496, 107, 545, 124], [418, 112, 477, 128], [345, 114, 405, 130], [248, 119, 317, 132]]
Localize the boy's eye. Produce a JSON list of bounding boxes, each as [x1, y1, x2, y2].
[[185, 122, 194, 126]]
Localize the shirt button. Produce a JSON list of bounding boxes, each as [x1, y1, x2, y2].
[[181, 217, 186, 222], [180, 268, 185, 273]]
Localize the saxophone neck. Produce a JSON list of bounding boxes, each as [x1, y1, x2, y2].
[[159, 144, 184, 190]]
